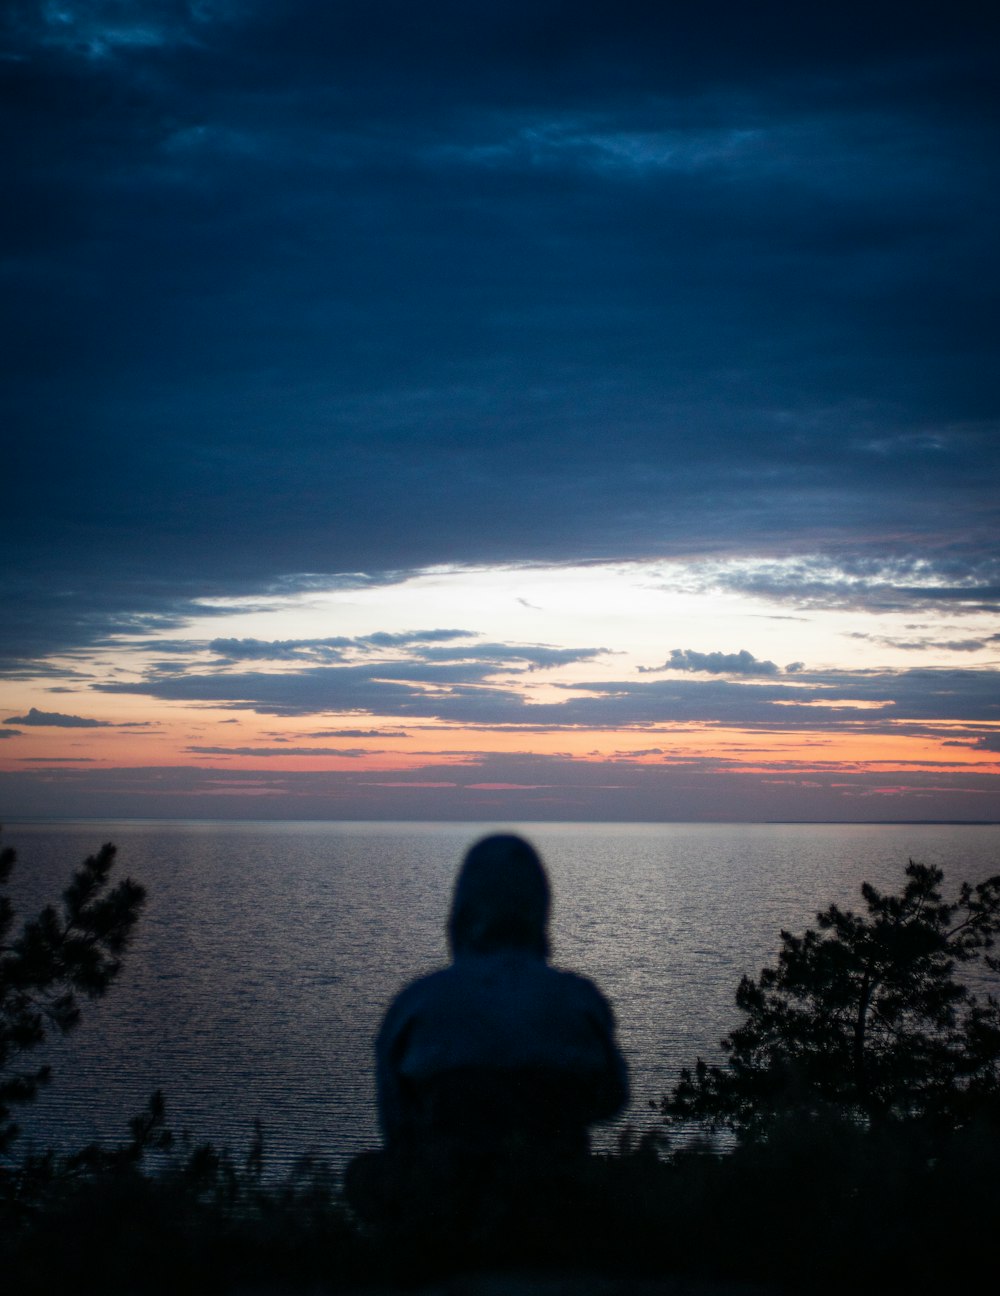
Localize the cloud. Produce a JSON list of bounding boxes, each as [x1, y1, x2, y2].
[[714, 555, 1000, 616], [207, 628, 477, 663], [847, 634, 989, 653], [944, 732, 1000, 753], [206, 636, 603, 672], [360, 630, 477, 647], [91, 648, 1000, 734], [302, 728, 409, 738], [549, 668, 1000, 730], [92, 639, 609, 714], [413, 643, 608, 671], [642, 649, 781, 676], [94, 664, 527, 718], [2, 2, 998, 671], [208, 638, 352, 663], [2, 707, 112, 728], [0, 729, 22, 739], [184, 746, 376, 758]]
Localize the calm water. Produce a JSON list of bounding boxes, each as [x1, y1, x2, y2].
[[4, 820, 1000, 1176]]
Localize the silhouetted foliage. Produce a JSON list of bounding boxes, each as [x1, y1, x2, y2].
[[5, 1094, 1000, 1294], [0, 834, 146, 1154], [5, 850, 1000, 1293], [664, 861, 1000, 1139], [1, 1091, 364, 1296]]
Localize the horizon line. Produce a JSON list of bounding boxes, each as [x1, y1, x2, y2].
[[3, 816, 998, 827]]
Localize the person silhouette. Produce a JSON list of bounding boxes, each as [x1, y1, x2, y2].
[[346, 833, 628, 1228]]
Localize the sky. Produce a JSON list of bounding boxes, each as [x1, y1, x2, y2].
[[2, 1, 999, 822]]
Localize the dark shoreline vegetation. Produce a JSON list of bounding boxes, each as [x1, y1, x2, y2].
[[2, 835, 999, 1294]]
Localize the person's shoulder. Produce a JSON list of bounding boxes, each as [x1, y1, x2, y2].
[[377, 965, 450, 1034], [546, 961, 601, 991], [397, 964, 451, 992], [546, 963, 615, 1011]]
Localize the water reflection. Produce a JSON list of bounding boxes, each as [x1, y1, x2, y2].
[[7, 819, 999, 1175]]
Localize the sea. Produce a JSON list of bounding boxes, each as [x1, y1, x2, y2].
[[4, 819, 999, 1178]]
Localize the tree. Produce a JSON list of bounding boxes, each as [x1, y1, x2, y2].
[[663, 861, 1000, 1139], [0, 835, 146, 1155]]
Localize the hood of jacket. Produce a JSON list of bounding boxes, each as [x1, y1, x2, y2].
[[447, 834, 550, 959]]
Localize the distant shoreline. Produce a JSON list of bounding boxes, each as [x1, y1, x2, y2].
[[3, 816, 999, 827]]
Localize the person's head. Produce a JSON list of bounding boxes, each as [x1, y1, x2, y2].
[[447, 833, 550, 959]]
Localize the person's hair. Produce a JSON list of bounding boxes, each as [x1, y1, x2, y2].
[[447, 833, 550, 958]]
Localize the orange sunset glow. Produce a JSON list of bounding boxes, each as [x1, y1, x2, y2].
[[2, 563, 998, 820]]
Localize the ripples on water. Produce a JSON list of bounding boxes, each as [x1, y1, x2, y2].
[[5, 820, 999, 1176]]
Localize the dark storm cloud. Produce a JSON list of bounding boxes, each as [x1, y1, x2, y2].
[[3, 707, 112, 728], [3, 2, 999, 665]]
